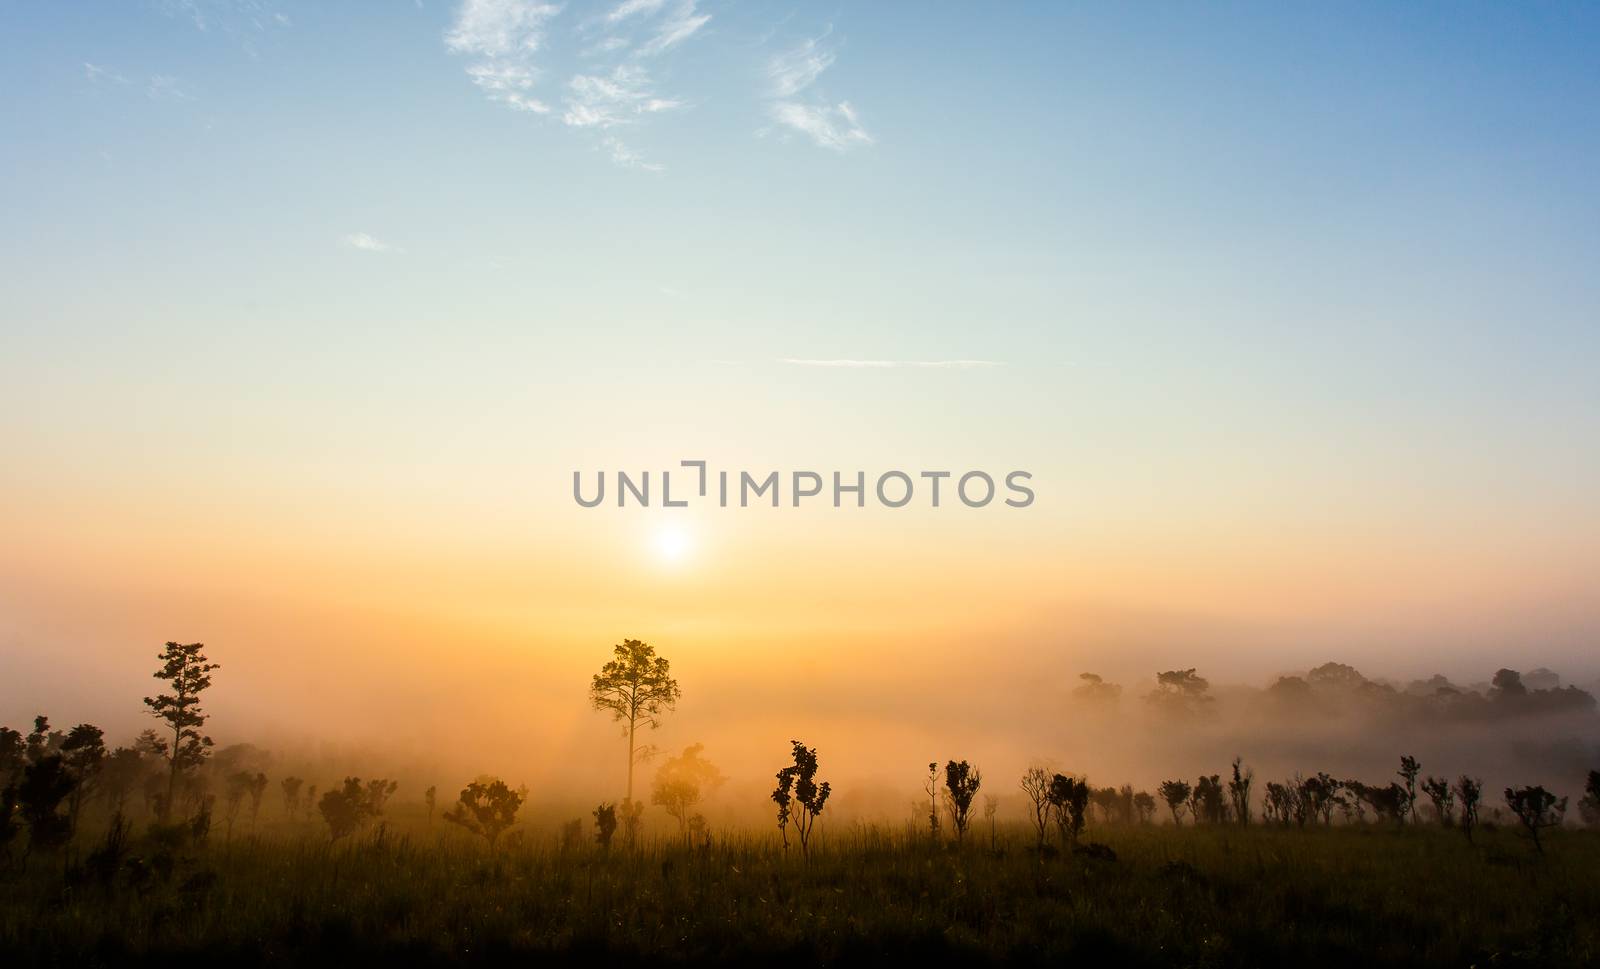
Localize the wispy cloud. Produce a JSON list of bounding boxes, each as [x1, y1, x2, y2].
[[601, 135, 664, 172], [146, 75, 195, 101], [605, 0, 665, 24], [768, 32, 833, 98], [636, 1, 709, 57], [563, 65, 681, 128], [83, 62, 130, 85], [446, 0, 706, 170], [781, 359, 1001, 370], [446, 0, 562, 113], [765, 31, 872, 151], [343, 232, 401, 254]]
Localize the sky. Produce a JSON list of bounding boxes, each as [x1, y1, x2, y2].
[[2, 1, 1599, 789]]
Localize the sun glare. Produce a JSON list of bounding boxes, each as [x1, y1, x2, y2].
[[652, 523, 694, 565]]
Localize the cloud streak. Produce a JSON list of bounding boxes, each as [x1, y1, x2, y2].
[[781, 359, 1001, 370], [343, 233, 401, 254], [765, 31, 871, 151]]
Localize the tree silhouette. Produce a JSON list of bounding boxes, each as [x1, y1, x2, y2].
[[1397, 756, 1420, 824], [1504, 785, 1566, 853], [1146, 669, 1214, 717], [1133, 791, 1156, 824], [281, 777, 304, 820], [983, 794, 999, 850], [650, 743, 725, 838], [923, 762, 941, 840], [1228, 757, 1253, 826], [1579, 770, 1600, 827], [425, 785, 437, 827], [1262, 782, 1294, 825], [1454, 776, 1483, 842], [772, 740, 831, 859], [444, 776, 526, 850], [16, 750, 76, 854], [1072, 673, 1122, 703], [1191, 774, 1227, 824], [942, 760, 982, 845], [318, 777, 392, 842], [593, 802, 618, 850], [142, 642, 219, 822], [589, 639, 681, 804], [60, 723, 106, 837], [1047, 774, 1089, 844], [1021, 767, 1052, 848], [1159, 779, 1191, 826], [1422, 775, 1455, 826], [223, 771, 254, 838]]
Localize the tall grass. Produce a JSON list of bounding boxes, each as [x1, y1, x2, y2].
[[2, 821, 1596, 966]]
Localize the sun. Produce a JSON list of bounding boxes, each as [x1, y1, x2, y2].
[[651, 522, 695, 565]]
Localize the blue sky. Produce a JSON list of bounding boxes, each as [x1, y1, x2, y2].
[[3, 2, 1600, 689]]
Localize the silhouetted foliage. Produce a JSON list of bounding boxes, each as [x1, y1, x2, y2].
[[443, 776, 526, 850], [772, 740, 830, 859], [1454, 776, 1483, 842], [1580, 770, 1600, 827], [1072, 672, 1122, 703], [1047, 774, 1089, 843], [1133, 790, 1156, 824], [17, 751, 76, 853], [281, 776, 303, 820], [318, 777, 391, 842], [1397, 756, 1420, 824], [1422, 775, 1455, 826], [922, 762, 940, 840], [1190, 774, 1227, 825], [1146, 669, 1214, 718], [1159, 780, 1191, 826], [1504, 785, 1566, 853], [1263, 782, 1294, 825], [424, 785, 437, 826], [1228, 757, 1253, 826], [650, 743, 725, 837], [942, 760, 981, 844], [1020, 767, 1052, 848], [142, 642, 219, 822], [592, 802, 618, 850], [589, 639, 681, 804]]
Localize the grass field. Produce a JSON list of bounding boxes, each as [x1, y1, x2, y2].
[[2, 820, 1595, 967]]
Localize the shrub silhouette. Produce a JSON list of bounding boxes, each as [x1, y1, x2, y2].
[[1580, 770, 1600, 827], [772, 740, 831, 859], [16, 752, 76, 854], [651, 743, 725, 838], [443, 776, 526, 850], [1228, 757, 1253, 826], [1047, 774, 1089, 844], [1159, 779, 1192, 826], [1422, 775, 1455, 826], [1397, 756, 1420, 824], [280, 776, 303, 820], [593, 802, 618, 850], [1503, 785, 1566, 853], [1021, 767, 1052, 848], [942, 760, 982, 845], [1191, 774, 1227, 824], [318, 777, 391, 842], [1262, 782, 1294, 825], [1454, 776, 1483, 842]]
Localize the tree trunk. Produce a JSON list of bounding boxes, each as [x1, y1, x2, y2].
[[626, 718, 636, 804]]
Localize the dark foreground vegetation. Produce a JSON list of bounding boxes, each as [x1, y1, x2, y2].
[[5, 640, 1600, 966], [2, 822, 1599, 967]]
